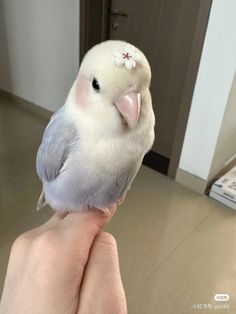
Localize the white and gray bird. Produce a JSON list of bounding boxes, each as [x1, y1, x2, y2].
[[36, 40, 155, 213]]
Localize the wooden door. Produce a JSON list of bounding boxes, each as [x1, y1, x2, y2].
[[109, 0, 204, 158]]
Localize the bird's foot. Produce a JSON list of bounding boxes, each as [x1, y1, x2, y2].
[[116, 197, 125, 205], [100, 203, 117, 216], [100, 207, 111, 216]]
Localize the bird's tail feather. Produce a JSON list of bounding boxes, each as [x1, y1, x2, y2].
[[36, 190, 47, 211]]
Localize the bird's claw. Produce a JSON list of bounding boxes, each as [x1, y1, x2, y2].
[[116, 197, 125, 205]]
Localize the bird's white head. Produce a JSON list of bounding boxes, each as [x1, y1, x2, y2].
[[67, 40, 152, 135]]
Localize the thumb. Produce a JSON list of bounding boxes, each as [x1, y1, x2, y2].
[[77, 231, 127, 314]]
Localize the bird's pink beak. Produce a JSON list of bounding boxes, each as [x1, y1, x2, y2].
[[114, 92, 141, 129]]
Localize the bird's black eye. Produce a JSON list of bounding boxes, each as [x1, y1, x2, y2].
[[92, 78, 100, 92]]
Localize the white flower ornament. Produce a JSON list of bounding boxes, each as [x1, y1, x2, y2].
[[114, 45, 141, 70]]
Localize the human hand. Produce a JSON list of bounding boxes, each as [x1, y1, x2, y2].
[[0, 207, 127, 314]]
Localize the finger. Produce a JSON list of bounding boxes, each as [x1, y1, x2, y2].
[[12, 204, 116, 258], [55, 206, 116, 260], [77, 232, 127, 314], [10, 210, 69, 260], [58, 204, 117, 240], [40, 210, 69, 229], [36, 203, 116, 237]]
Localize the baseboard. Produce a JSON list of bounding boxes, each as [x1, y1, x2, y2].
[[143, 151, 170, 175], [175, 157, 236, 195], [205, 156, 236, 194], [0, 88, 53, 121], [176, 168, 207, 194]]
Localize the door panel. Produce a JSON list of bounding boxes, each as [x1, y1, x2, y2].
[[109, 0, 201, 159]]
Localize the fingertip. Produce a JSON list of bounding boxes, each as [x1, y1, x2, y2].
[[78, 231, 127, 313], [89, 231, 119, 269], [95, 231, 117, 249]]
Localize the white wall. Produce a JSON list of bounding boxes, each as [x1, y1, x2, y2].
[[178, 0, 236, 181], [209, 73, 236, 179], [0, 0, 80, 112]]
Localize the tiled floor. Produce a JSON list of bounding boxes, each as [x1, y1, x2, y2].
[[0, 96, 236, 313]]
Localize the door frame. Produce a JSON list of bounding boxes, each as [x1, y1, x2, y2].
[[79, 0, 212, 179], [79, 0, 110, 60], [167, 0, 212, 178]]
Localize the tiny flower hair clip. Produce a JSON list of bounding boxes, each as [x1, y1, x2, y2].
[[114, 44, 141, 70]]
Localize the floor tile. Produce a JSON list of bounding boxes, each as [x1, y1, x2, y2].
[[0, 166, 25, 208], [0, 102, 46, 200], [106, 166, 216, 296], [129, 204, 236, 314]]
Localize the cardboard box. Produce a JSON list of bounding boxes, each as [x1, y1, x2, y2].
[[209, 166, 236, 210]]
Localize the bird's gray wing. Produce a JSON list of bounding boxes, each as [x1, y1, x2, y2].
[[36, 106, 78, 182]]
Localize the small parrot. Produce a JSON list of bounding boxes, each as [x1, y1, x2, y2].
[[36, 40, 155, 213]]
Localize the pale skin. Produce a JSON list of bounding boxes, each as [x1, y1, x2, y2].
[[0, 206, 127, 314]]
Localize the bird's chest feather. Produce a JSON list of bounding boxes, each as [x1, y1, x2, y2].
[[77, 133, 144, 174], [67, 108, 153, 175]]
